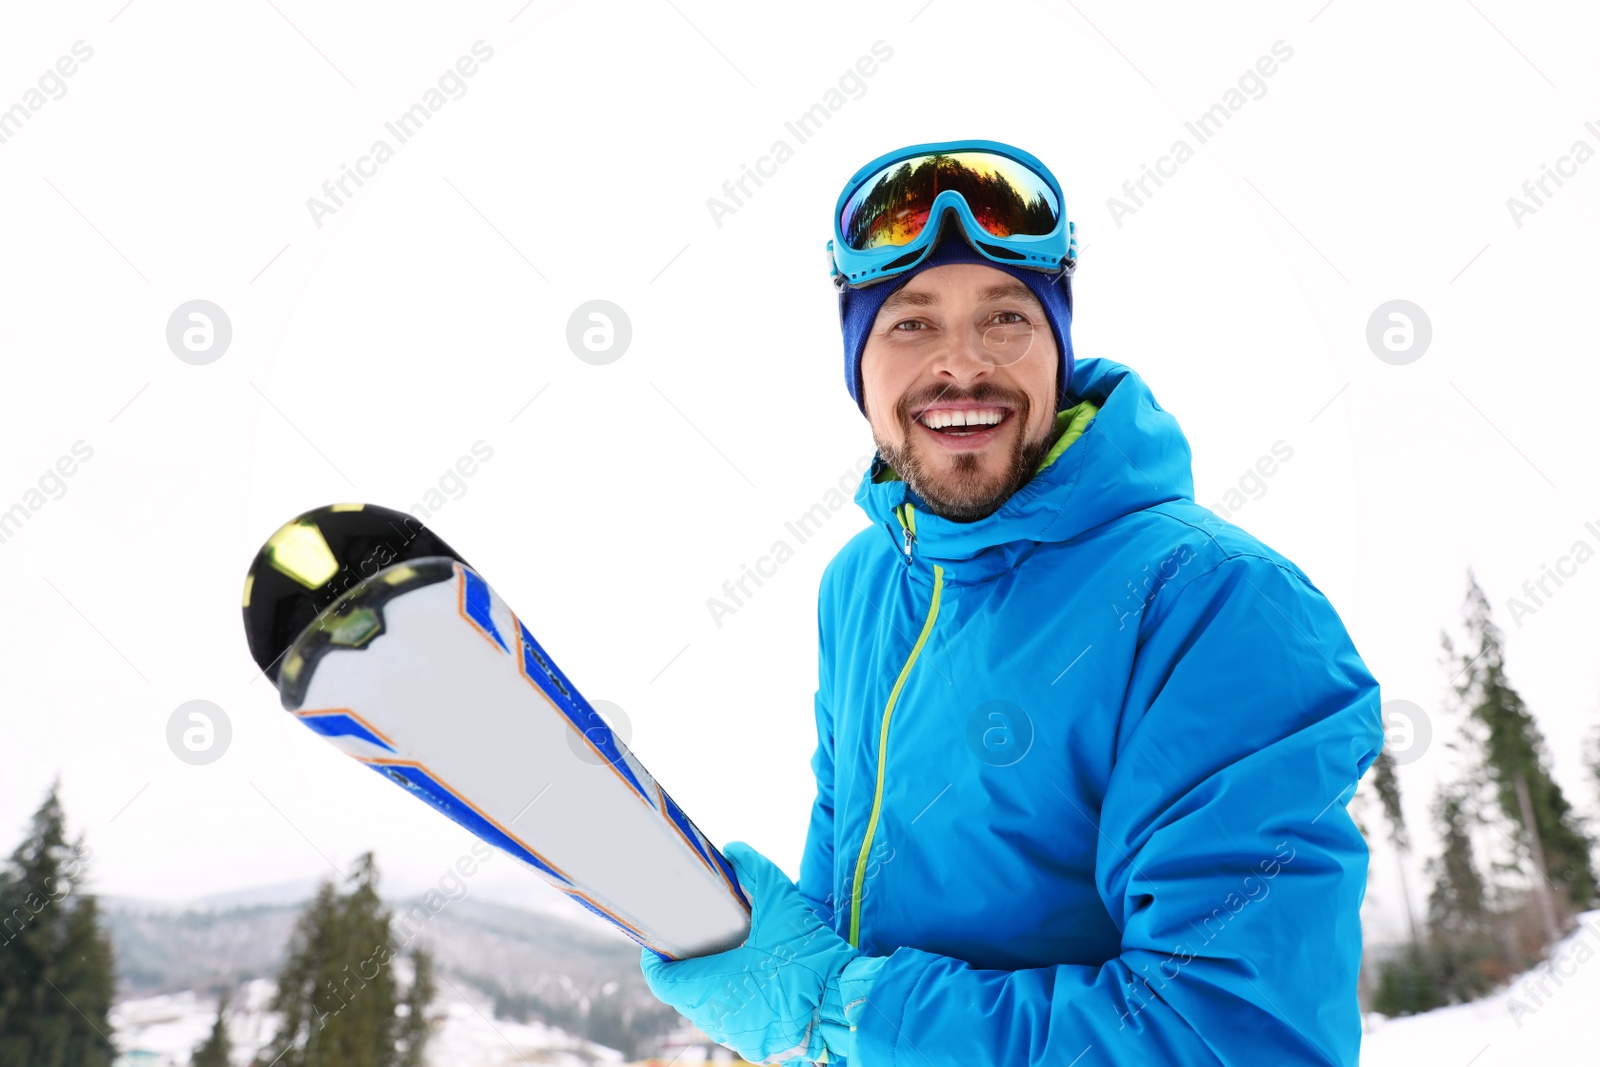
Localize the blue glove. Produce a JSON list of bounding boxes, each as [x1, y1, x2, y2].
[[640, 841, 882, 1065]]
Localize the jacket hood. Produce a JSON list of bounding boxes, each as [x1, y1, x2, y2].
[[853, 357, 1195, 583]]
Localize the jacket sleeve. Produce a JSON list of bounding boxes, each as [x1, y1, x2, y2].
[[797, 587, 839, 926], [850, 555, 1383, 1067]]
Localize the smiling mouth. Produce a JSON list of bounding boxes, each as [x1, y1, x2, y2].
[[913, 405, 1013, 437]]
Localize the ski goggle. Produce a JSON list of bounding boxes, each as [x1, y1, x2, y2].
[[827, 139, 1077, 290]]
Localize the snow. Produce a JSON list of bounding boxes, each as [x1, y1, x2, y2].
[[422, 992, 626, 1067], [110, 976, 629, 1067], [110, 979, 279, 1067], [1360, 910, 1600, 1065], [110, 913, 1600, 1067]]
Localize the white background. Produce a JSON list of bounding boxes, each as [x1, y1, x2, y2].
[[1, 0, 1597, 962]]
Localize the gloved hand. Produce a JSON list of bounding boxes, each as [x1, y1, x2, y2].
[[640, 841, 874, 1065]]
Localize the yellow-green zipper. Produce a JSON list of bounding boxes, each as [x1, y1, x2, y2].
[[848, 502, 943, 947]]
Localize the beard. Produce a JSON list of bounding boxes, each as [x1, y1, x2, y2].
[[873, 381, 1058, 523]]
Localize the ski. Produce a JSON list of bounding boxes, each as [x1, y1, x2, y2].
[[241, 502, 750, 960]]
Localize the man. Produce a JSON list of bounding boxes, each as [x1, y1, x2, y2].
[[642, 140, 1383, 1066]]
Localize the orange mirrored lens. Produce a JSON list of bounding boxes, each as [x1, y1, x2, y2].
[[840, 151, 1059, 252]]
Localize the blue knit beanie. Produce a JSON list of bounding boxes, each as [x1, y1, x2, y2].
[[838, 228, 1074, 415]]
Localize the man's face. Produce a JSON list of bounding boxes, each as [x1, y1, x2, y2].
[[860, 262, 1060, 523]]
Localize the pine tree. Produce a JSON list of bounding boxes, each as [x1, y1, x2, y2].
[[1366, 746, 1445, 1016], [0, 783, 116, 1067], [264, 853, 434, 1067], [1444, 571, 1597, 921], [1420, 783, 1500, 1003], [1370, 749, 1422, 946], [54, 893, 115, 1067], [1425, 785, 1487, 939], [191, 993, 233, 1067], [1371, 751, 1409, 854], [1371, 946, 1445, 1017], [397, 946, 435, 1067], [1586, 722, 1600, 805]]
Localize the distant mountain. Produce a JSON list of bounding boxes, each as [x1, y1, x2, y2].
[[107, 901, 300, 997], [190, 878, 326, 910], [103, 889, 680, 1056]]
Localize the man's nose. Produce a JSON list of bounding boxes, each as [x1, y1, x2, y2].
[[931, 327, 999, 382]]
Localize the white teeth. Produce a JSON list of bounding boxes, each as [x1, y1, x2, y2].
[[918, 407, 1006, 430]]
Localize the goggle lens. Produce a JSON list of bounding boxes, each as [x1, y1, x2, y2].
[[839, 151, 1060, 252]]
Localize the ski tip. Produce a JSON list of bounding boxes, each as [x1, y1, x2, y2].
[[241, 503, 470, 686]]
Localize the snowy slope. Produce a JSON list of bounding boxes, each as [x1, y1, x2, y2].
[[110, 976, 631, 1067], [1360, 910, 1600, 1065], [112, 910, 1600, 1065], [111, 979, 282, 1067], [103, 888, 680, 1065]]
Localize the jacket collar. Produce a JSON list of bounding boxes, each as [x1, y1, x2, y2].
[[853, 358, 1196, 585]]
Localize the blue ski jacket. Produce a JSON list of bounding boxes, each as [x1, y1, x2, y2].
[[798, 357, 1383, 1066]]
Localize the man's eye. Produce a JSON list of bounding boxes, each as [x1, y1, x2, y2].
[[992, 311, 1026, 324], [892, 320, 926, 332]]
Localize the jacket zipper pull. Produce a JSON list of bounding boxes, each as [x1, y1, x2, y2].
[[899, 503, 915, 565]]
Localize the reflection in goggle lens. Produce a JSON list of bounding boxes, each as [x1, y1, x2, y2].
[[841, 151, 1059, 252]]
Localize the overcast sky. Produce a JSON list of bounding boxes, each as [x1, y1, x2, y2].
[[3, 1, 1598, 943]]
